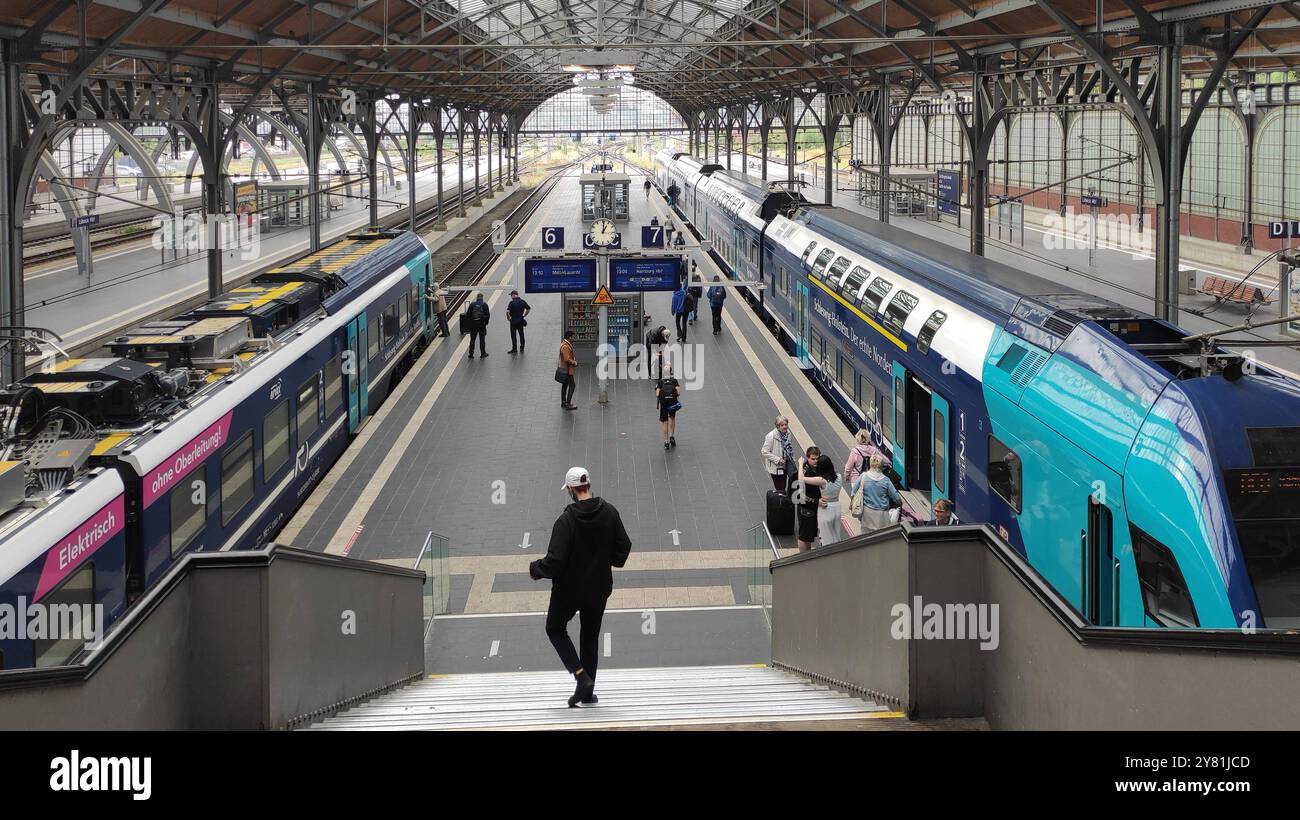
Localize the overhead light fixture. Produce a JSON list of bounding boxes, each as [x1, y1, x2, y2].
[[559, 49, 638, 71]]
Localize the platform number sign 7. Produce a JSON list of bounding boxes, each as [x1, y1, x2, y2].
[[642, 225, 664, 248], [542, 227, 564, 250]]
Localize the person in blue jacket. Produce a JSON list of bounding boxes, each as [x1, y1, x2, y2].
[[671, 282, 689, 343], [705, 275, 727, 335]]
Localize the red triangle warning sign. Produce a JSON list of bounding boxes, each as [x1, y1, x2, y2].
[[592, 285, 615, 305]]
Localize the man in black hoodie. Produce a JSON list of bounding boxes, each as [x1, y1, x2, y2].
[[529, 467, 633, 707]]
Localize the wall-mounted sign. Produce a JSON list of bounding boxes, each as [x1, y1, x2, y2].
[[610, 257, 682, 292], [523, 257, 598, 293], [936, 170, 961, 216]]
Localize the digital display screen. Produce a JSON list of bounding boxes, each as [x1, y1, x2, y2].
[[1247, 428, 1300, 467], [610, 258, 681, 292], [524, 258, 598, 294], [1224, 467, 1300, 519]]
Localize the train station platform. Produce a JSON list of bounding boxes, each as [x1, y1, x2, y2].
[[24, 154, 501, 351], [280, 165, 880, 674]]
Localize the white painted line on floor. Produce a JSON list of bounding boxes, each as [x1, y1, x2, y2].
[[489, 640, 500, 657], [314, 181, 562, 553], [434, 604, 765, 619]]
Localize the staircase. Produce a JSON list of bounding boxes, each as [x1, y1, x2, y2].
[[309, 665, 899, 730]]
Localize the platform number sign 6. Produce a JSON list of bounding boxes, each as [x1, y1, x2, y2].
[[542, 226, 564, 250]]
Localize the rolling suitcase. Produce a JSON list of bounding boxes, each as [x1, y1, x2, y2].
[[459, 312, 473, 334], [766, 489, 795, 536]]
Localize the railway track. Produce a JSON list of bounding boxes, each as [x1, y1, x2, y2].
[[31, 154, 574, 364], [436, 153, 594, 316]]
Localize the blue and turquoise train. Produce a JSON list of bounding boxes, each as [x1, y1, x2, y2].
[[658, 150, 1300, 631], [0, 228, 435, 669]]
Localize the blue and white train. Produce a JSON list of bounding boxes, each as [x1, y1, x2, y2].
[[658, 149, 1300, 631], [0, 229, 435, 668]]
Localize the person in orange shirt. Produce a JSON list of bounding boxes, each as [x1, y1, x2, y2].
[[558, 330, 578, 410]]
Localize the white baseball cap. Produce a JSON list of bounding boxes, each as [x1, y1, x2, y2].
[[561, 466, 590, 489]]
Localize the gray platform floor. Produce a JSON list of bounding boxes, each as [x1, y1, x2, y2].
[[281, 165, 874, 670]]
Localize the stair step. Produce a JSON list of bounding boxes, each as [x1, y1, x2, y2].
[[308, 665, 894, 731]]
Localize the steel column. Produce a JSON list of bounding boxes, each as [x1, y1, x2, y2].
[[472, 119, 481, 208], [969, 66, 988, 257], [456, 115, 466, 217], [407, 99, 417, 232], [877, 75, 891, 223], [307, 83, 322, 252], [1154, 25, 1184, 321], [366, 97, 379, 227], [1, 45, 22, 382], [204, 72, 224, 295], [433, 106, 446, 230]]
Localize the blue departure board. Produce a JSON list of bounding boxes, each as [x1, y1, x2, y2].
[[524, 258, 598, 293], [610, 257, 681, 292]]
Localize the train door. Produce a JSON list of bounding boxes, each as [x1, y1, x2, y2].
[[795, 281, 810, 364], [419, 264, 432, 336], [732, 227, 743, 276], [1084, 497, 1117, 625], [890, 361, 907, 482], [905, 373, 933, 494], [931, 391, 951, 509], [345, 313, 370, 433]]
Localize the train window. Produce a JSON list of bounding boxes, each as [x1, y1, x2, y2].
[[861, 278, 893, 314], [811, 249, 835, 276], [810, 331, 824, 366], [836, 355, 854, 398], [916, 310, 948, 355], [324, 355, 343, 418], [882, 290, 919, 336], [221, 431, 255, 526], [827, 256, 851, 286], [298, 375, 320, 443], [988, 435, 1022, 514], [367, 319, 378, 361], [1132, 527, 1199, 627], [857, 380, 876, 419], [382, 303, 399, 344], [400, 293, 410, 329], [170, 477, 206, 556], [33, 564, 94, 668], [846, 266, 868, 298], [933, 410, 946, 494], [263, 399, 290, 481]]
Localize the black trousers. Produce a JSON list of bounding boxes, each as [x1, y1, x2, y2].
[[546, 595, 608, 678], [560, 373, 575, 405], [711, 305, 723, 333], [469, 326, 487, 355], [674, 312, 688, 342], [510, 322, 525, 351], [435, 311, 450, 337]]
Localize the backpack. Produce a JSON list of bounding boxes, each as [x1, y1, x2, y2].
[[658, 378, 679, 401], [469, 301, 488, 324]]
